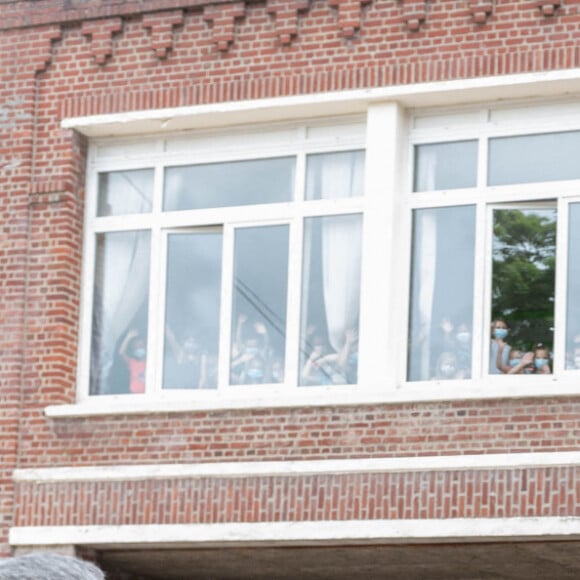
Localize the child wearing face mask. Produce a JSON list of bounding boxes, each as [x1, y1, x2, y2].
[[119, 328, 146, 393], [499, 347, 535, 374], [490, 319, 511, 374], [498, 343, 552, 375], [532, 343, 552, 374], [434, 351, 466, 380]]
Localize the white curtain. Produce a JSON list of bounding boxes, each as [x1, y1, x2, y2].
[[93, 231, 150, 391], [416, 211, 437, 380], [415, 149, 437, 379], [317, 153, 364, 352]]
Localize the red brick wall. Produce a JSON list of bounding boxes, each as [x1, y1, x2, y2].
[[3, 0, 580, 556], [15, 399, 580, 468]]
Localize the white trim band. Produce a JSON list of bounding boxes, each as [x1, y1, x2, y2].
[[13, 451, 580, 484], [10, 518, 580, 548]]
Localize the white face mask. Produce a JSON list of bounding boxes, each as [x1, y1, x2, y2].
[[440, 364, 456, 378], [456, 332, 471, 344]]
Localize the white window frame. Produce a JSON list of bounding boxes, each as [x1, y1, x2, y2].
[[403, 98, 580, 392], [77, 116, 399, 405]]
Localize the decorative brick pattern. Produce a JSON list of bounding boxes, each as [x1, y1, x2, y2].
[[328, 0, 372, 38], [536, 1, 562, 17], [13, 466, 580, 527], [203, 2, 245, 52], [33, 26, 62, 73], [266, 0, 310, 45], [81, 17, 123, 65], [468, 1, 493, 25], [142, 10, 184, 59], [401, 0, 428, 32]]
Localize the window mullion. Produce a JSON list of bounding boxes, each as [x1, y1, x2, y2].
[[146, 224, 163, 396], [218, 223, 235, 390], [283, 153, 306, 389], [553, 197, 570, 375], [145, 164, 165, 395], [360, 102, 406, 389], [472, 201, 488, 380], [284, 217, 302, 389]]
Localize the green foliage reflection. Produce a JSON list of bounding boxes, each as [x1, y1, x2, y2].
[[492, 208, 556, 351]]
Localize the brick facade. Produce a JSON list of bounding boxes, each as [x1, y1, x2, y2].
[[1, 0, 580, 572]]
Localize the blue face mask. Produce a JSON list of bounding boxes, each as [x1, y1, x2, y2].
[[246, 368, 264, 381], [493, 328, 508, 340], [534, 358, 548, 369], [509, 358, 521, 367], [133, 347, 146, 360]]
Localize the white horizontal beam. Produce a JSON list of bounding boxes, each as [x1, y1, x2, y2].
[[13, 451, 580, 484], [10, 518, 580, 548]]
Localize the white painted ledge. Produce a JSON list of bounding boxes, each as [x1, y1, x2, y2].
[[13, 451, 580, 484], [10, 518, 580, 548], [62, 69, 580, 137], [44, 380, 580, 418]]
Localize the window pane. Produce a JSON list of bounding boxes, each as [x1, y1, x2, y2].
[[567, 203, 580, 369], [164, 157, 295, 211], [163, 231, 222, 390], [97, 169, 153, 216], [491, 207, 556, 374], [230, 226, 289, 385], [299, 214, 362, 386], [90, 230, 151, 395], [489, 131, 580, 186], [408, 206, 475, 381], [305, 150, 365, 200], [414, 141, 478, 192]]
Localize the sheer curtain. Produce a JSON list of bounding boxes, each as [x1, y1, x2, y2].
[[92, 231, 150, 393], [416, 210, 437, 380], [318, 153, 363, 352], [415, 149, 437, 380]]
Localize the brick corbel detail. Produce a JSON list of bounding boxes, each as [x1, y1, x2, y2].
[[266, 0, 310, 45], [328, 0, 372, 38], [81, 17, 123, 65], [203, 2, 246, 52], [400, 0, 428, 32], [468, 1, 493, 24], [535, 1, 561, 17], [142, 10, 184, 59], [34, 26, 62, 73]]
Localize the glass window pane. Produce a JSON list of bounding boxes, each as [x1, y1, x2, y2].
[[299, 214, 362, 386], [90, 230, 151, 395], [491, 207, 556, 375], [408, 206, 475, 381], [163, 230, 222, 390], [414, 141, 478, 192], [305, 150, 365, 200], [97, 169, 153, 216], [164, 157, 295, 211], [489, 131, 580, 186], [230, 226, 289, 385], [567, 203, 580, 369]]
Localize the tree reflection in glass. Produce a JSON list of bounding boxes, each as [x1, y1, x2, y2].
[[491, 206, 556, 370]]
